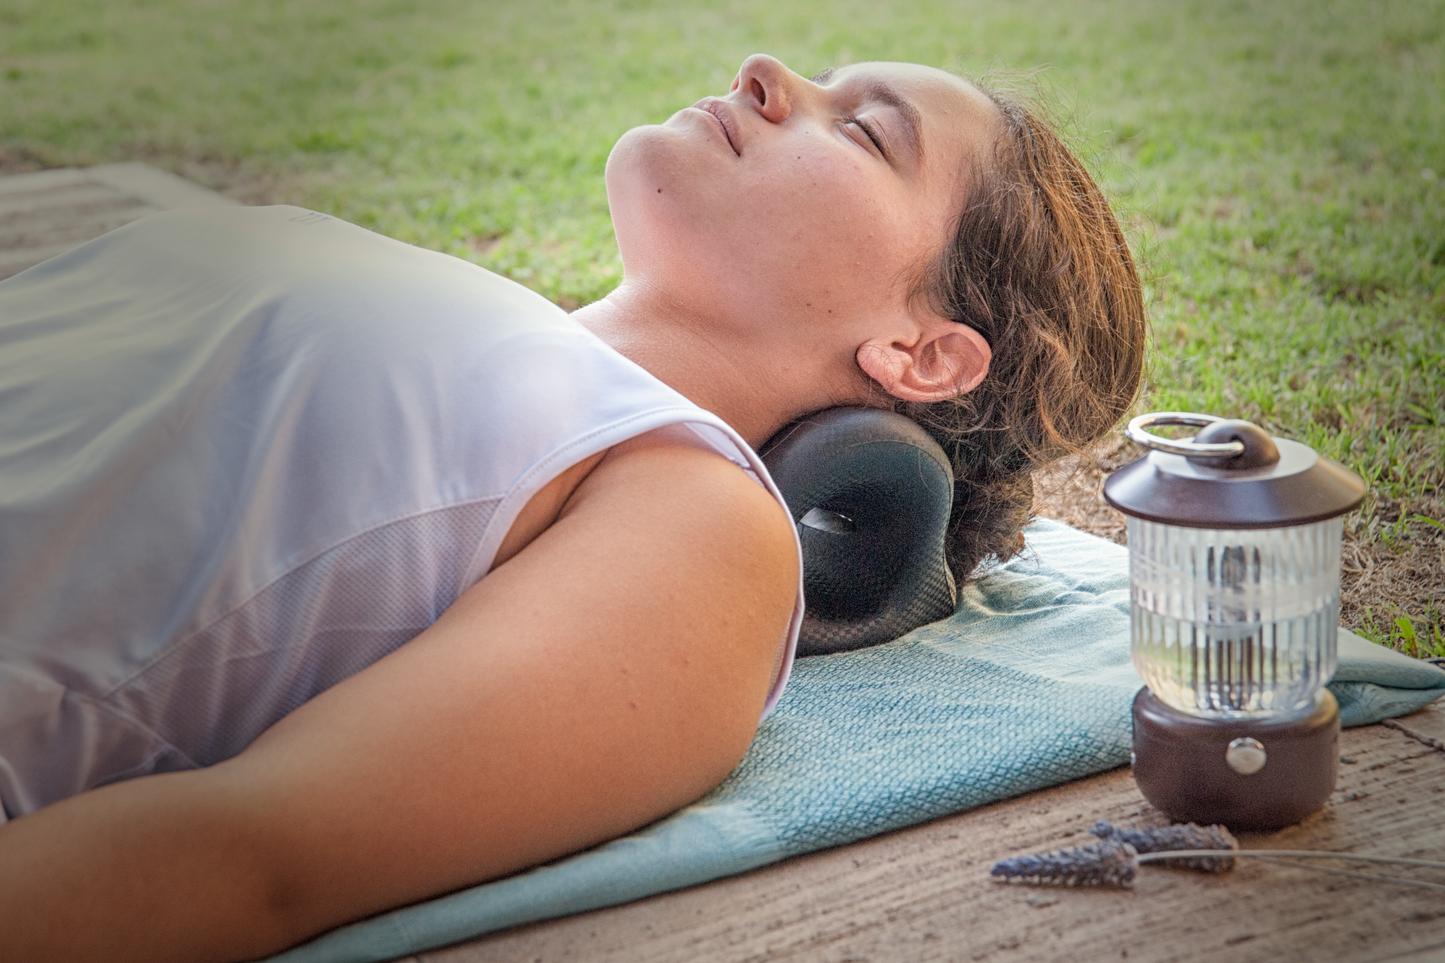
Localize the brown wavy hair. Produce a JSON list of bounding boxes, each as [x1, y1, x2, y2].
[[893, 84, 1147, 582]]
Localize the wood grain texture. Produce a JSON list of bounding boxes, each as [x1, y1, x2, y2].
[[417, 702, 1445, 963]]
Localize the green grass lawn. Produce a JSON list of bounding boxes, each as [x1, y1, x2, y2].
[[3, 0, 1442, 651]]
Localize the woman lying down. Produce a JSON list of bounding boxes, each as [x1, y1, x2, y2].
[[0, 54, 1145, 961]]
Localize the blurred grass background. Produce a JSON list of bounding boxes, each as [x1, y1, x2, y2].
[[2, 0, 1442, 652]]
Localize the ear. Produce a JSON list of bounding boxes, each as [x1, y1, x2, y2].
[[856, 319, 991, 403]]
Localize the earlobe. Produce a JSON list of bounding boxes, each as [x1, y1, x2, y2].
[[857, 322, 991, 403]]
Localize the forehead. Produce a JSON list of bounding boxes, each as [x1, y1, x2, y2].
[[814, 61, 984, 102]]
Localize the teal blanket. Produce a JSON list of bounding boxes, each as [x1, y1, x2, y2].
[[271, 519, 1445, 962]]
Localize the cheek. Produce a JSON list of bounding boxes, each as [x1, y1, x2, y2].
[[606, 124, 930, 313], [751, 143, 878, 236], [738, 153, 918, 296]]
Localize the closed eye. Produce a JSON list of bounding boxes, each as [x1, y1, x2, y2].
[[845, 116, 887, 159]]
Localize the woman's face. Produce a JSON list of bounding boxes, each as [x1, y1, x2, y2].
[[605, 54, 998, 357]]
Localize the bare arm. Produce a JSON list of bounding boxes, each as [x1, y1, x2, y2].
[[0, 439, 798, 962]]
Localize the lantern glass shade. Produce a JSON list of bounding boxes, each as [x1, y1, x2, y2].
[[1128, 515, 1342, 719]]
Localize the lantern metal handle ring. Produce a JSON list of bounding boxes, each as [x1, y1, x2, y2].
[[1126, 412, 1245, 458]]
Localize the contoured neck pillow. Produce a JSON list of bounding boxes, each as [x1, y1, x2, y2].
[[760, 407, 957, 657]]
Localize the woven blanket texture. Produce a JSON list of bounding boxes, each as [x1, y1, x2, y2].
[[270, 518, 1445, 963]]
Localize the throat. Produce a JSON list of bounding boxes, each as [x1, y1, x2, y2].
[[571, 289, 856, 449]]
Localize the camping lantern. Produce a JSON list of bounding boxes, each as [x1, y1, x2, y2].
[[1104, 412, 1366, 831]]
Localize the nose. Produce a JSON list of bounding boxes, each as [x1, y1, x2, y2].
[[731, 54, 798, 124]]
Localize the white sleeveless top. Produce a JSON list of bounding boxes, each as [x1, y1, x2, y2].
[[0, 206, 803, 822]]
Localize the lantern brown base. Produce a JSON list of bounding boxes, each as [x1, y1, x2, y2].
[[1131, 687, 1340, 832]]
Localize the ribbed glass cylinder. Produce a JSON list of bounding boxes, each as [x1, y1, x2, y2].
[[1128, 517, 1342, 718]]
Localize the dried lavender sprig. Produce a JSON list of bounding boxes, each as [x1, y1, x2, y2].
[[990, 838, 1137, 888], [1091, 820, 1237, 872], [1090, 825, 1445, 876]]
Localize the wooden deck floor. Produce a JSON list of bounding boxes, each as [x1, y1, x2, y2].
[[5, 165, 1444, 963], [414, 703, 1445, 963]]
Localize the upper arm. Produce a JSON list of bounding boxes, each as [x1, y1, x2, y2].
[[224, 438, 798, 943]]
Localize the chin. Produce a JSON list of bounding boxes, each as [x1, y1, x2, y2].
[[605, 124, 728, 277], [606, 123, 692, 199]]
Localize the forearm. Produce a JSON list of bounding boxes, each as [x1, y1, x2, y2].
[[0, 767, 295, 963]]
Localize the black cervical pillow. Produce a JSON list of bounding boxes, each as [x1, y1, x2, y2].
[[759, 407, 956, 657]]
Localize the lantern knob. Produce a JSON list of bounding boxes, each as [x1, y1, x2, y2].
[[1125, 412, 1278, 469], [1192, 419, 1280, 469]]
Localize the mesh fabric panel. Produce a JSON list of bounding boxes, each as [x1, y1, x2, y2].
[[105, 501, 498, 770]]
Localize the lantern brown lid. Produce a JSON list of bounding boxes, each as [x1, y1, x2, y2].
[[1102, 413, 1367, 529]]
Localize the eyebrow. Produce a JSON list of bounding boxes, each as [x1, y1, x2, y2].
[[861, 80, 924, 164], [809, 68, 924, 164]]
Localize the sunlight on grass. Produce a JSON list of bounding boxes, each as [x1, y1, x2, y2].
[[2, 0, 1441, 650]]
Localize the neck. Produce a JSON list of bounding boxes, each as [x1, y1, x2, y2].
[[572, 280, 864, 449]]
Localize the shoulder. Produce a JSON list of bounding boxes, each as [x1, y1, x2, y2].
[[505, 426, 800, 700], [563, 427, 799, 581]]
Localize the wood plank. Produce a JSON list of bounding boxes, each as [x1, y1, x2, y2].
[[0, 167, 92, 196], [0, 194, 155, 251], [417, 703, 1445, 963], [0, 163, 236, 280], [0, 182, 129, 220], [87, 161, 240, 212]]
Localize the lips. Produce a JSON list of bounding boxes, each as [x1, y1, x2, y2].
[[693, 98, 740, 156]]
